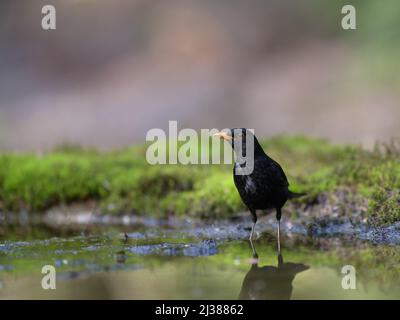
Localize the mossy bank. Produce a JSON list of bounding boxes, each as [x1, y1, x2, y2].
[[0, 136, 399, 226]]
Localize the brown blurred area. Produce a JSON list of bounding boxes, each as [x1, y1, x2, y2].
[[0, 0, 399, 150]]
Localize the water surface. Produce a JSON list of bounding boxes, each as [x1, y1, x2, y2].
[[0, 218, 399, 299]]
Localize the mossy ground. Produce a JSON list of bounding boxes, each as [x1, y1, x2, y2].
[[0, 136, 399, 225]]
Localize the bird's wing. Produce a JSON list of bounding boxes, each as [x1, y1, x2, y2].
[[233, 156, 290, 209], [254, 157, 289, 190], [270, 159, 289, 187]]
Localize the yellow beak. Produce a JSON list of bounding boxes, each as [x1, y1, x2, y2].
[[213, 131, 232, 141]]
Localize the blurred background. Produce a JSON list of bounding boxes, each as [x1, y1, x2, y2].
[[0, 0, 399, 151]]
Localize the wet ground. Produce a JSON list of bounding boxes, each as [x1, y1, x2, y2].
[[0, 214, 399, 299]]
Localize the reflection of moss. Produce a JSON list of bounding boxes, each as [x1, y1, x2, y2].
[[0, 136, 399, 225], [1, 237, 398, 296]]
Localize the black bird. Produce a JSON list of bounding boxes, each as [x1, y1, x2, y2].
[[239, 245, 309, 300], [214, 128, 304, 251]]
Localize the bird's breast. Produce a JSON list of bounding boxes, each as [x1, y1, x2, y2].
[[244, 176, 257, 193]]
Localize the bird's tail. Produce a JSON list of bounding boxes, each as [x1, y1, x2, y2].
[[288, 191, 306, 199]]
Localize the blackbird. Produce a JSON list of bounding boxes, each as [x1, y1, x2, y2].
[[214, 128, 304, 251], [239, 247, 309, 300]]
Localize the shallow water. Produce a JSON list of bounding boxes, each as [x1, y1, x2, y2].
[[0, 218, 399, 299]]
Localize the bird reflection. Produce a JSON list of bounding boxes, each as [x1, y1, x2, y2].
[[116, 250, 127, 264], [239, 241, 309, 300]]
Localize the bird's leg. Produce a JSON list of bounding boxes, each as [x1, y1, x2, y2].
[[276, 208, 282, 254], [277, 220, 281, 253], [249, 210, 257, 242], [249, 237, 257, 259], [277, 249, 283, 268], [250, 223, 256, 241]]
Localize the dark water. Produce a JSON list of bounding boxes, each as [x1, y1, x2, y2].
[[0, 217, 399, 299]]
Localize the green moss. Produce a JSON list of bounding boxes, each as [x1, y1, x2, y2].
[[368, 188, 400, 225], [162, 172, 245, 219], [0, 136, 399, 225]]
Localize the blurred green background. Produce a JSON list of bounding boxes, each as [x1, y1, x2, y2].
[[0, 2, 399, 300], [0, 0, 399, 150]]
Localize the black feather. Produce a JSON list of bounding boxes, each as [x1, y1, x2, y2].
[[227, 128, 303, 218]]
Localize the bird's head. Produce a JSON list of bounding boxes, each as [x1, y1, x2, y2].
[[213, 128, 264, 157], [214, 128, 254, 143]]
